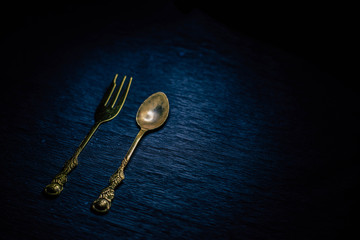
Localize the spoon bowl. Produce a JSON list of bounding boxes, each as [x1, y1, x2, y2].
[[136, 92, 169, 130]]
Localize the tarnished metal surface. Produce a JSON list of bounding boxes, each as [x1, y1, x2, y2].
[[92, 92, 169, 214], [44, 75, 132, 196]]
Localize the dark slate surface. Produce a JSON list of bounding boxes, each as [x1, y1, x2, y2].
[[0, 2, 358, 240]]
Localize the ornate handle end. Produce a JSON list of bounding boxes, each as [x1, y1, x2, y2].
[[43, 156, 78, 197], [43, 173, 67, 197], [44, 183, 63, 196], [91, 161, 126, 214], [91, 198, 112, 214], [91, 187, 115, 214]]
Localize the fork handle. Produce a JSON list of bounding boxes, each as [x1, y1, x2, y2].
[[44, 122, 101, 197], [44, 155, 78, 196]]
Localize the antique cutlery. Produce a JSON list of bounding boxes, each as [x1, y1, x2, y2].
[[92, 92, 169, 214], [44, 74, 132, 197]]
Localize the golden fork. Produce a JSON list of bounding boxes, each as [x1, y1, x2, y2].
[[44, 74, 132, 197]]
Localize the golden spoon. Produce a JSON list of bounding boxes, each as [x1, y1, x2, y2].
[[92, 92, 170, 214]]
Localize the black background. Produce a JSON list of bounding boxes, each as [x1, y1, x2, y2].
[[2, 1, 356, 84]]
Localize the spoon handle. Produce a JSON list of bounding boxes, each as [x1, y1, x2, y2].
[[92, 129, 146, 214], [44, 122, 101, 197]]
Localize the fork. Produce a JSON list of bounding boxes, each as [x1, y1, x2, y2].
[[44, 74, 132, 197]]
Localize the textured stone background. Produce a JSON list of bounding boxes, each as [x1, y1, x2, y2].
[[0, 1, 358, 239]]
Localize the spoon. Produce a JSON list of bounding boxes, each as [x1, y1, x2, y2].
[[92, 92, 169, 214]]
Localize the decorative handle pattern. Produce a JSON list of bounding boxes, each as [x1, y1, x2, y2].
[[91, 129, 146, 214], [44, 122, 100, 197], [91, 159, 127, 213], [44, 155, 78, 196]]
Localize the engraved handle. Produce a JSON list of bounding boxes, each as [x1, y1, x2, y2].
[[43, 156, 78, 196], [92, 129, 146, 214], [44, 122, 100, 197], [91, 160, 126, 213]]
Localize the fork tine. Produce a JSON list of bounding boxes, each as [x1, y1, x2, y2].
[[103, 74, 118, 106], [113, 77, 132, 109], [111, 75, 127, 108]]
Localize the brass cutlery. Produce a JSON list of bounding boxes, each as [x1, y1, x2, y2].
[[44, 74, 132, 197], [92, 92, 169, 214]]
